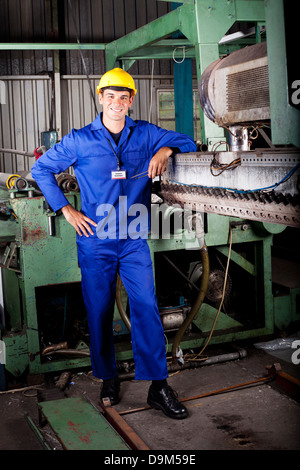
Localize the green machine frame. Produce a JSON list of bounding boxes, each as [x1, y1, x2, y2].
[[1, 0, 299, 384], [1, 188, 291, 381], [104, 0, 299, 345]]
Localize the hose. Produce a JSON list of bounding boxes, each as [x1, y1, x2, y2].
[[171, 243, 210, 363], [116, 211, 209, 354], [116, 274, 131, 332]]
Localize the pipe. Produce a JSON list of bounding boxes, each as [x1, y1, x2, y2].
[[0, 148, 35, 157], [118, 348, 247, 381], [42, 349, 90, 357], [171, 243, 210, 363], [41, 342, 68, 355]]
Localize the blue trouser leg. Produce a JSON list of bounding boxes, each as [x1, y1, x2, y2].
[[78, 238, 119, 380], [77, 237, 168, 381], [118, 239, 168, 380]]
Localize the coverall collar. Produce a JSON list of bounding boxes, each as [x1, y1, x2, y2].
[[90, 113, 137, 132], [90, 113, 137, 148]]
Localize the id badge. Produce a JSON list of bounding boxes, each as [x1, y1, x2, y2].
[[111, 170, 127, 180]]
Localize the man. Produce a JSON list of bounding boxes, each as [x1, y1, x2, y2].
[[32, 68, 197, 419]]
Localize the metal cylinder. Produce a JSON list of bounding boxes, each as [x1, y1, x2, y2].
[[159, 308, 186, 331], [14, 177, 29, 191]]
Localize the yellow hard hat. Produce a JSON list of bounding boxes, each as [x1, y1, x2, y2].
[[96, 68, 137, 96]]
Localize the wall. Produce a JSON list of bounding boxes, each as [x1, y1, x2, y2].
[[0, 0, 172, 76], [0, 0, 176, 173], [0, 74, 174, 173]]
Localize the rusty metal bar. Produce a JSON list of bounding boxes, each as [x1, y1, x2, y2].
[[117, 363, 300, 418], [266, 363, 300, 403], [119, 375, 273, 416], [99, 398, 150, 450]]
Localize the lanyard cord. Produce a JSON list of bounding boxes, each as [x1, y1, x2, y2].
[[106, 138, 123, 171]]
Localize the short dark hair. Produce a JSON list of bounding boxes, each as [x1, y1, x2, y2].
[[101, 86, 133, 96]]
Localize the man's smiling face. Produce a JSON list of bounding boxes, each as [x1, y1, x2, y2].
[[99, 88, 134, 125]]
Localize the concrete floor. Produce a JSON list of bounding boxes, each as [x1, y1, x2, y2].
[[0, 343, 299, 451]]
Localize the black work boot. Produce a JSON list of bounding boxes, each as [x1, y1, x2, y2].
[[100, 376, 120, 405], [147, 383, 188, 419]]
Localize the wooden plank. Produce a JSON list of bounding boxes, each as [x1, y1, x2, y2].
[[38, 397, 130, 450]]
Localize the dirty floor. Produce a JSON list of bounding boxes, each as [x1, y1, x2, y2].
[[0, 342, 299, 452]]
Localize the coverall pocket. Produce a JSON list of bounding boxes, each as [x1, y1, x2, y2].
[[124, 152, 149, 178]]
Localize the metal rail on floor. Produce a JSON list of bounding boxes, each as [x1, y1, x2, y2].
[[118, 375, 274, 416], [119, 363, 300, 416]]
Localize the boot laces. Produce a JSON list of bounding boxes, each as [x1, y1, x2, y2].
[[165, 385, 178, 400]]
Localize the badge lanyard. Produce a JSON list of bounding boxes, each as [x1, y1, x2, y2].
[[107, 138, 126, 180]]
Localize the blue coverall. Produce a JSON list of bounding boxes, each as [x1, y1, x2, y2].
[[32, 113, 197, 380]]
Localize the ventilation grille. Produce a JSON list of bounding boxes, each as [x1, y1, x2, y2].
[[226, 65, 269, 112]]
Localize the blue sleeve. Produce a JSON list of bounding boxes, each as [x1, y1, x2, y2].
[[31, 129, 78, 212], [147, 123, 197, 155]]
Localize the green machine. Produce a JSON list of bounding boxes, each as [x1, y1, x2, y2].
[[0, 179, 298, 386]]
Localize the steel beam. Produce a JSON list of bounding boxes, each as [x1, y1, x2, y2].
[[159, 0, 194, 3], [105, 5, 188, 70], [0, 43, 106, 50]]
